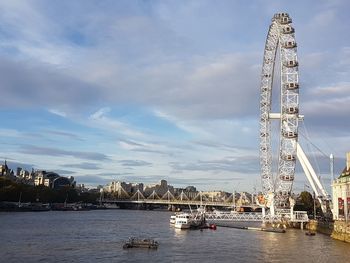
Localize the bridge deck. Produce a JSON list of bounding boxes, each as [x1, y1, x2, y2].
[[103, 199, 237, 207]]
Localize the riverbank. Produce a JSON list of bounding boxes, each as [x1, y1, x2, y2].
[[0, 201, 108, 212], [332, 221, 350, 243]]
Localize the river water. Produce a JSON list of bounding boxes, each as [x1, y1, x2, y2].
[[0, 209, 349, 263]]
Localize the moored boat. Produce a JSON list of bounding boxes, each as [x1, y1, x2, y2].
[[123, 237, 158, 249], [174, 213, 192, 229], [174, 212, 207, 229], [170, 214, 176, 224]]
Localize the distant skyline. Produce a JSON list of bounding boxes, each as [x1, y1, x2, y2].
[[0, 0, 349, 193]]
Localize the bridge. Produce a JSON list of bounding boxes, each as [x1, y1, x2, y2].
[[103, 199, 238, 207], [100, 189, 308, 224], [100, 189, 257, 209]]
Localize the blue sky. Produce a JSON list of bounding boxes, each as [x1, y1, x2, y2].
[[0, 0, 349, 193]]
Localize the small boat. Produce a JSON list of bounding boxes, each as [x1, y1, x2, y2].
[[123, 237, 158, 249]]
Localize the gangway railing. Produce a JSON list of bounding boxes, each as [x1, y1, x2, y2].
[[205, 212, 264, 222], [278, 210, 309, 223], [204, 211, 309, 223]]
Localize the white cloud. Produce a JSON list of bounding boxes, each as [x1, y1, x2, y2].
[[309, 82, 350, 96], [89, 107, 111, 120], [0, 128, 21, 137], [88, 107, 146, 139], [48, 108, 67, 117]]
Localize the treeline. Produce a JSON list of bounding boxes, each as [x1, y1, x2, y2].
[[294, 191, 322, 217], [0, 177, 99, 204]]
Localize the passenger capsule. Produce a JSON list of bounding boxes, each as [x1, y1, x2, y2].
[[283, 155, 296, 161], [284, 60, 298, 67], [274, 13, 289, 19], [284, 107, 299, 114], [283, 41, 297, 49], [282, 26, 295, 34], [279, 16, 292, 24], [282, 131, 298, 138], [280, 175, 294, 181], [285, 82, 299, 90]]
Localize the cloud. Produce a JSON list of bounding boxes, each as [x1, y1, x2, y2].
[[90, 107, 111, 120], [118, 160, 152, 167], [301, 82, 350, 133], [0, 129, 21, 137], [44, 130, 84, 141], [64, 162, 101, 170], [170, 156, 259, 174], [19, 145, 110, 161], [74, 175, 112, 186], [0, 58, 101, 110], [53, 169, 76, 175], [96, 172, 134, 177], [118, 139, 174, 156], [48, 109, 67, 118], [2, 160, 35, 172], [88, 107, 146, 138]]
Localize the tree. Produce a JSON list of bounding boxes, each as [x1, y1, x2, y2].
[[294, 191, 322, 217]]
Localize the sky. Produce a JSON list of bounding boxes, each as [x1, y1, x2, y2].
[[0, 0, 349, 193]]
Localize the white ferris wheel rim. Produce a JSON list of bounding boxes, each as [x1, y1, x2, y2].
[[259, 13, 300, 207]]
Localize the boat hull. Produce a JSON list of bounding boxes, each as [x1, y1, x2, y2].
[[174, 223, 191, 229]]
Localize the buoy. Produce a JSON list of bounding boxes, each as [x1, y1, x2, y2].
[[209, 224, 217, 230]]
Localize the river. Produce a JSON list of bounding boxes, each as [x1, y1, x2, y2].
[[0, 209, 349, 262]]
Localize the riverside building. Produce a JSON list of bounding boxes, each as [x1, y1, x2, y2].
[[332, 152, 350, 221], [331, 152, 350, 243]]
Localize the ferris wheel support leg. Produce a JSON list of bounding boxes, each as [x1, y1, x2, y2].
[[297, 147, 320, 196], [297, 143, 329, 213]]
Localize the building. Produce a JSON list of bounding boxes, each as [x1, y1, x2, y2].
[[0, 160, 13, 177], [0, 160, 15, 180], [201, 191, 227, 201], [107, 181, 131, 197], [52, 176, 75, 189], [34, 170, 75, 189], [331, 152, 350, 243], [332, 152, 350, 221], [106, 180, 144, 198], [173, 186, 198, 200], [143, 180, 173, 197]]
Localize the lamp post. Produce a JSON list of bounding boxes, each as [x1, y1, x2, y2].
[[313, 191, 316, 220]]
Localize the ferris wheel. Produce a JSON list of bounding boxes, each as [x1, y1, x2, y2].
[[259, 13, 300, 209], [259, 13, 331, 213]]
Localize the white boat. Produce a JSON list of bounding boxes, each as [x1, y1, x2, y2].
[[174, 213, 192, 229], [174, 212, 205, 229], [170, 214, 176, 224]]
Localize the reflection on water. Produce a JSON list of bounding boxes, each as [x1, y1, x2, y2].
[[0, 210, 349, 263]]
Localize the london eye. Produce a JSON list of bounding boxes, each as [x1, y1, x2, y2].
[[259, 13, 300, 209], [259, 13, 331, 214]]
